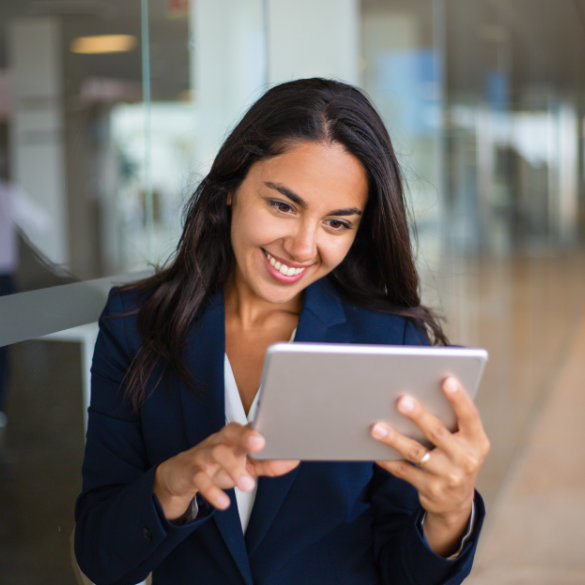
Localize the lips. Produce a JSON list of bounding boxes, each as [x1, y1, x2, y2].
[[262, 250, 310, 284]]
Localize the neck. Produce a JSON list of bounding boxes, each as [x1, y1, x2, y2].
[[223, 270, 303, 330]]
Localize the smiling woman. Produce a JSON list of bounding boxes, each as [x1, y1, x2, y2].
[[228, 142, 368, 299], [74, 78, 488, 585]]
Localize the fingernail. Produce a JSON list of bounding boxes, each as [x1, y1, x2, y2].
[[372, 423, 389, 439], [444, 377, 458, 394], [248, 435, 264, 449], [398, 396, 415, 413], [217, 493, 230, 508], [238, 475, 255, 492]]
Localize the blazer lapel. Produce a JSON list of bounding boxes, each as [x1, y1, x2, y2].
[[181, 290, 225, 448], [181, 289, 253, 585], [245, 278, 349, 556]]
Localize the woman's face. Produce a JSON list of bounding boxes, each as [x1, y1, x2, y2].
[[228, 140, 369, 305]]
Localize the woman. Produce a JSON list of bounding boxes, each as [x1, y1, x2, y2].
[[75, 78, 489, 585]]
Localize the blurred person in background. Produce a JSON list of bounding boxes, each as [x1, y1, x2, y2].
[[0, 152, 49, 432]]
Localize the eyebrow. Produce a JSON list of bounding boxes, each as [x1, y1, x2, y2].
[[264, 181, 363, 216]]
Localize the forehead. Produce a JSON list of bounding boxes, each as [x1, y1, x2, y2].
[[246, 141, 369, 209]]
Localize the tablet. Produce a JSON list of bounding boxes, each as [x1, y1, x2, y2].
[[251, 343, 488, 461]]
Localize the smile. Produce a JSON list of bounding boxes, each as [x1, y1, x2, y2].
[[264, 251, 307, 276]]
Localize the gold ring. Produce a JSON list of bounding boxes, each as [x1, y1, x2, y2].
[[417, 451, 431, 468]]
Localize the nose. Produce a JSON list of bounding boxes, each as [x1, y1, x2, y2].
[[283, 221, 318, 264]]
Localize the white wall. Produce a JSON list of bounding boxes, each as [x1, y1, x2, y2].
[[190, 0, 266, 169], [266, 0, 359, 86], [189, 0, 360, 170]]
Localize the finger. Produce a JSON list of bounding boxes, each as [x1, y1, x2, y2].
[[442, 377, 486, 438], [210, 444, 256, 492], [371, 422, 437, 469], [249, 459, 300, 478], [245, 432, 266, 453], [372, 422, 476, 489], [192, 471, 231, 510], [395, 395, 458, 453], [221, 422, 265, 453], [220, 422, 249, 448], [375, 458, 428, 491]]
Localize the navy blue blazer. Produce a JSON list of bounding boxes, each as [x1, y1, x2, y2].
[[75, 277, 484, 585]]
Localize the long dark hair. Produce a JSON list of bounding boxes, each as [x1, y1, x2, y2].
[[118, 78, 447, 411]]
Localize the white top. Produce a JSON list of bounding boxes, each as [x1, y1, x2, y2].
[[224, 355, 261, 532], [224, 329, 296, 533]]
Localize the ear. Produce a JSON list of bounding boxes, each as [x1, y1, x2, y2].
[[226, 192, 233, 206]]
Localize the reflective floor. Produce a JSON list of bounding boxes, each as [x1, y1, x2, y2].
[[454, 252, 585, 584], [437, 251, 585, 509], [468, 299, 585, 584], [0, 250, 584, 582]]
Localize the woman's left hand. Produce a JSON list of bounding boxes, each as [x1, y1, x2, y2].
[[371, 376, 490, 557]]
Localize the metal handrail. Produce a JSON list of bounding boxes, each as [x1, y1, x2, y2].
[[0, 270, 150, 348]]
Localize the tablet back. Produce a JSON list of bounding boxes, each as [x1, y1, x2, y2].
[[252, 343, 488, 461]]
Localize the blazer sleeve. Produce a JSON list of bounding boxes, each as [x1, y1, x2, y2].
[[371, 319, 486, 585], [74, 289, 214, 585]]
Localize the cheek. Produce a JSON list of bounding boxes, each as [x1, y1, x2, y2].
[[320, 236, 357, 270], [252, 217, 286, 246], [232, 207, 284, 251]]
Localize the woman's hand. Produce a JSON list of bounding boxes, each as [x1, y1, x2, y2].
[[153, 422, 299, 521], [371, 376, 490, 557]]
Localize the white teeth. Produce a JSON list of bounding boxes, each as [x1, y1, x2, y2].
[[265, 251, 306, 277]]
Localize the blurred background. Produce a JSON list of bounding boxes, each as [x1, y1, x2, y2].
[[0, 1, 584, 583]]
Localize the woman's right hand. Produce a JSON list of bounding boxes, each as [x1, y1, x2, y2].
[[153, 422, 299, 521]]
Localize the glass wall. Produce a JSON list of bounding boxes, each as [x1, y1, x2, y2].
[[362, 0, 585, 508], [0, 1, 269, 581], [0, 0, 267, 288], [1, 0, 585, 582], [438, 0, 585, 510]]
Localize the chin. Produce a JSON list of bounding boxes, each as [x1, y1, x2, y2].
[[257, 285, 303, 305]]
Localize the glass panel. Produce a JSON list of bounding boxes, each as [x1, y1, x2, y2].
[[0, 1, 267, 583], [438, 0, 585, 511], [0, 0, 268, 337], [361, 0, 585, 516], [0, 1, 149, 294], [361, 0, 444, 304], [1, 338, 86, 583]]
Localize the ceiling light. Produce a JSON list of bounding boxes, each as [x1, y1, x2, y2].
[[70, 35, 137, 54]]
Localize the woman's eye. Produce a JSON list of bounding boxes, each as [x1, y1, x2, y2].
[[271, 200, 293, 213], [327, 219, 350, 231]]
